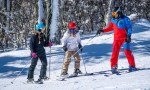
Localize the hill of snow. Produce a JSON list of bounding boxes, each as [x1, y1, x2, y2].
[[0, 19, 150, 90]]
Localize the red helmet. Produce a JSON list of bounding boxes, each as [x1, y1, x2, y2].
[[68, 22, 76, 29]]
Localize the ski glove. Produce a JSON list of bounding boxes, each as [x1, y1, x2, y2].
[[63, 46, 67, 52], [126, 36, 131, 43], [96, 29, 103, 35], [31, 52, 37, 58], [48, 42, 53, 47], [78, 44, 83, 52]]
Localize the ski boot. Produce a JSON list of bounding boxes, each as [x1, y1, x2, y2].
[[111, 67, 118, 74], [27, 78, 34, 84], [75, 69, 82, 74], [42, 76, 49, 80], [61, 72, 68, 77], [129, 66, 137, 72], [71, 69, 82, 77], [35, 78, 43, 84], [58, 72, 68, 81]]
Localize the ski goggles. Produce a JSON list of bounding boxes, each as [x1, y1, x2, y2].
[[69, 29, 75, 33], [112, 12, 118, 16]]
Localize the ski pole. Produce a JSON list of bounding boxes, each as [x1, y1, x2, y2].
[[11, 58, 31, 84], [71, 33, 113, 61], [80, 51, 87, 74], [48, 47, 51, 78]]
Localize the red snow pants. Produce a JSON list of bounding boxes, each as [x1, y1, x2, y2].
[[110, 40, 136, 68]]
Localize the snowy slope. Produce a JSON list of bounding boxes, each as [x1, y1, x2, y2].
[[0, 19, 150, 90]]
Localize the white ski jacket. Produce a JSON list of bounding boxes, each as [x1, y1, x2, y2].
[[61, 31, 81, 51]]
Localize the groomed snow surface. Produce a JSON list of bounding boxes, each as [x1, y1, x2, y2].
[[0, 19, 150, 90]]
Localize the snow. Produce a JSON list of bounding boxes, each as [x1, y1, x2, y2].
[[128, 14, 137, 20], [136, 19, 150, 27], [0, 20, 150, 90]]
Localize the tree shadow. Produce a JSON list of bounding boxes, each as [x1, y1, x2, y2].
[[67, 67, 150, 79], [92, 67, 150, 76], [81, 43, 112, 64], [0, 56, 30, 78], [132, 23, 150, 34]]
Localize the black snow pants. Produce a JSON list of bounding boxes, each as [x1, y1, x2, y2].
[[27, 54, 47, 79]]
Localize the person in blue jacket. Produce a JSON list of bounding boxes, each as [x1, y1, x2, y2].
[[97, 7, 137, 73]]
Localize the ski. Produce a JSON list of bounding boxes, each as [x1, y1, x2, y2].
[[103, 69, 138, 77], [23, 81, 43, 84], [56, 73, 94, 81], [23, 81, 35, 84], [24, 81, 44, 84], [68, 73, 94, 78], [34, 80, 43, 84], [104, 71, 121, 77], [23, 79, 44, 84]]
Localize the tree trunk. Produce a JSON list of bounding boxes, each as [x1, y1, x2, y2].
[[50, 0, 59, 42], [38, 0, 44, 23], [45, 0, 52, 41], [33, 0, 38, 30], [5, 0, 10, 48], [105, 0, 115, 27], [6, 0, 10, 33]]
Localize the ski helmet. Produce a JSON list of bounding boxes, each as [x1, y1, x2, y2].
[[36, 22, 45, 31], [113, 7, 122, 12], [68, 22, 76, 29], [112, 7, 123, 18]]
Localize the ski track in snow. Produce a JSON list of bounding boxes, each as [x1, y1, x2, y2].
[[0, 20, 150, 90]]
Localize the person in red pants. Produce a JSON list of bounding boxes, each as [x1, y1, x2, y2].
[[97, 7, 137, 73]]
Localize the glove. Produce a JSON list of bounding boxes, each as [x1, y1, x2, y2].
[[31, 52, 37, 58], [48, 42, 53, 47], [63, 46, 67, 52], [126, 36, 131, 43], [96, 29, 103, 35], [78, 44, 83, 52]]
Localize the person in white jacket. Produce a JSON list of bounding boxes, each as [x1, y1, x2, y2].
[[61, 22, 82, 76]]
